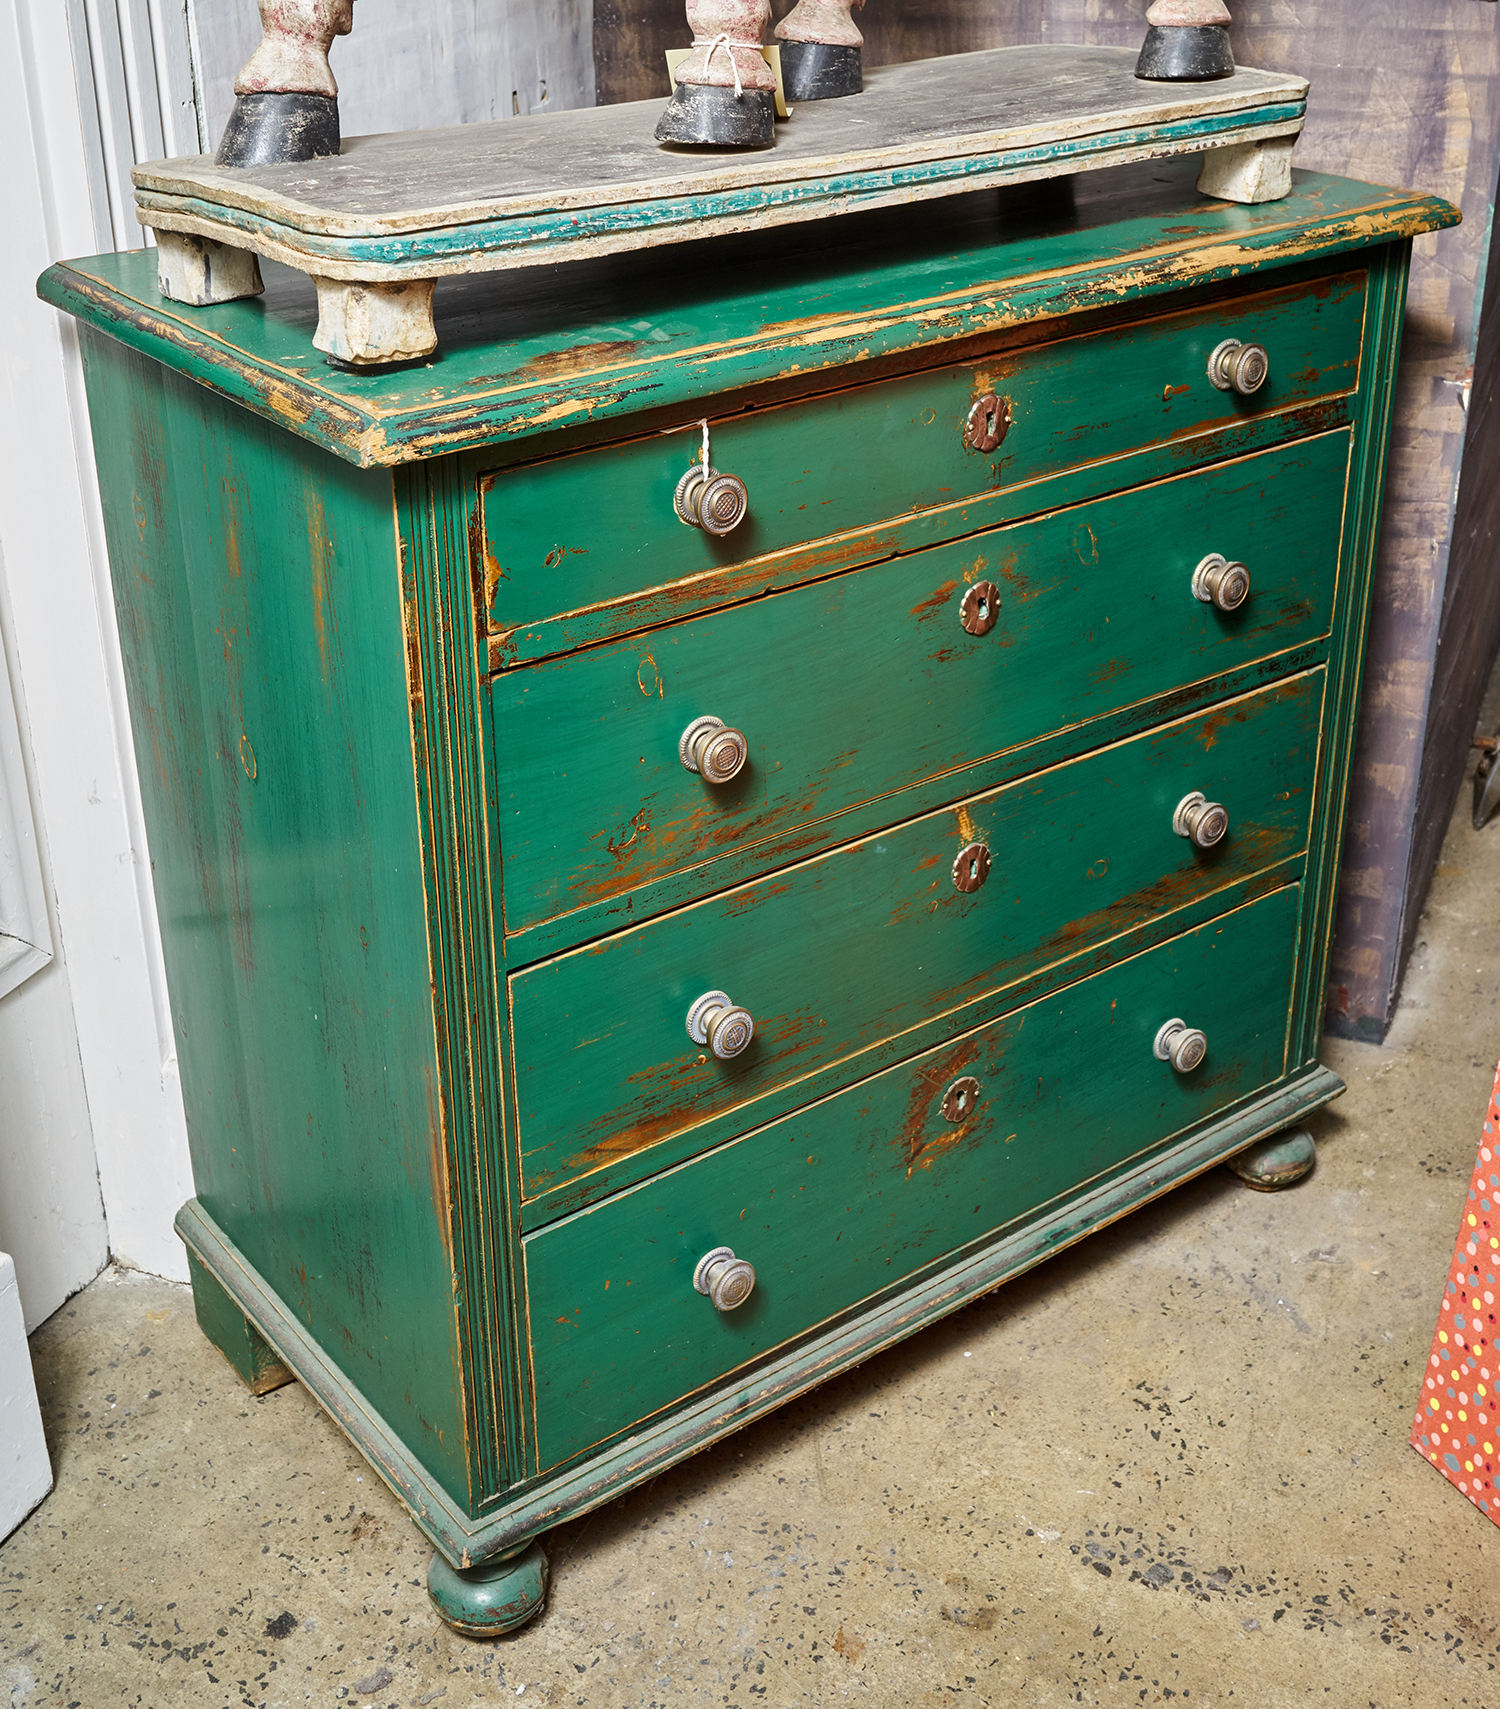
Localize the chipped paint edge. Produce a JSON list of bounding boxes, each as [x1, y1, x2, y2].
[[39, 186, 1459, 470]]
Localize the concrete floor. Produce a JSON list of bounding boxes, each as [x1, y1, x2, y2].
[[8, 749, 1500, 1708]]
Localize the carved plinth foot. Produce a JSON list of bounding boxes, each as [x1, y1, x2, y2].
[[1227, 1127, 1316, 1190], [216, 91, 341, 166], [312, 277, 437, 366], [656, 83, 776, 148], [427, 1542, 549, 1638], [1197, 136, 1295, 204], [156, 232, 265, 307], [185, 1251, 294, 1393], [779, 41, 862, 101]]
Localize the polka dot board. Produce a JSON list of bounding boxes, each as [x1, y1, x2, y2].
[[1410, 1056, 1500, 1525]]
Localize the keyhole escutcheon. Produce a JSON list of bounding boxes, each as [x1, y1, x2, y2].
[[952, 841, 992, 893], [941, 1075, 982, 1123], [966, 393, 1012, 454]]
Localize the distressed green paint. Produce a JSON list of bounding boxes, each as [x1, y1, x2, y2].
[[494, 432, 1348, 942], [79, 329, 476, 1506], [486, 394, 1356, 672], [512, 673, 1321, 1204], [482, 273, 1364, 645], [38, 167, 1456, 469], [525, 884, 1299, 1472], [49, 159, 1455, 1583], [177, 1053, 1342, 1567], [395, 456, 526, 1498]]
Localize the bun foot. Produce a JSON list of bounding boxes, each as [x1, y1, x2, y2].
[[427, 1541, 549, 1638], [1227, 1128, 1316, 1191]]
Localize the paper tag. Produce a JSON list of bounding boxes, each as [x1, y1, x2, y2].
[[665, 46, 791, 120]]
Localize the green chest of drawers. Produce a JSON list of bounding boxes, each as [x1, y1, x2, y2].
[[41, 158, 1455, 1634]]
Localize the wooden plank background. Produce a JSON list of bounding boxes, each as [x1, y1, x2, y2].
[[596, 0, 1500, 1043]]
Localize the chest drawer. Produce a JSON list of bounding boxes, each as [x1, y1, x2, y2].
[[511, 671, 1321, 1208], [481, 269, 1364, 656], [524, 881, 1299, 1472], [495, 431, 1348, 940]]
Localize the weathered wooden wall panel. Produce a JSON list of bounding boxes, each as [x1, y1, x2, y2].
[[191, 0, 596, 148], [1405, 200, 1500, 1005], [597, 0, 1500, 1042]]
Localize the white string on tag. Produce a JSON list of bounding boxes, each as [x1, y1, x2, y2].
[[658, 416, 714, 469], [690, 35, 763, 99]]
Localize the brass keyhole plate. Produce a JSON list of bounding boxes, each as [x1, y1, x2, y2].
[[952, 841, 992, 893], [959, 580, 1001, 637], [965, 393, 1011, 453], [941, 1075, 982, 1124]]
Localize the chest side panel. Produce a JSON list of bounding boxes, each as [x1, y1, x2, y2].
[[81, 331, 475, 1505]]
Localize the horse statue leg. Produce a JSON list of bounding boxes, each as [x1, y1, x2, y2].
[[1136, 0, 1235, 81], [217, 0, 354, 167], [655, 0, 777, 149], [775, 0, 865, 103]]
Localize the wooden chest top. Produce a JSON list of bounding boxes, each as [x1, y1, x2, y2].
[[40, 162, 1455, 469]]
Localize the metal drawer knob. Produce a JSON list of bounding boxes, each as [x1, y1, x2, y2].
[[675, 465, 749, 536], [1207, 337, 1269, 396], [1154, 1018, 1208, 1074], [1173, 791, 1229, 850], [679, 715, 748, 784], [1192, 552, 1250, 612], [694, 1245, 756, 1311], [686, 989, 756, 1060]]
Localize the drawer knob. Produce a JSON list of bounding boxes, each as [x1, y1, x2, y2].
[[679, 715, 749, 784], [1154, 1018, 1208, 1074], [675, 465, 749, 536], [952, 840, 992, 893], [686, 989, 756, 1060], [959, 580, 1001, 636], [965, 393, 1011, 453], [693, 1245, 756, 1311], [1191, 552, 1251, 612], [1173, 791, 1229, 850], [1207, 337, 1269, 396]]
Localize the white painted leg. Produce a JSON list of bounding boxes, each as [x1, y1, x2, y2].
[[311, 278, 438, 365], [156, 231, 265, 305], [1197, 136, 1296, 205]]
